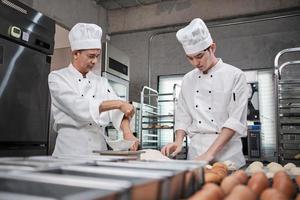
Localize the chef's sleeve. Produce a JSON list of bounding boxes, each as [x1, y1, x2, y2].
[[48, 72, 103, 125], [103, 80, 124, 132], [222, 72, 248, 137], [174, 87, 193, 132]]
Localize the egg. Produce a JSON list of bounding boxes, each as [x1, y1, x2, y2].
[[224, 185, 256, 200], [272, 173, 296, 199], [283, 162, 296, 171], [189, 183, 224, 200], [202, 183, 224, 199], [232, 170, 248, 184], [223, 160, 237, 171], [267, 162, 285, 173], [205, 172, 222, 184], [269, 165, 285, 173], [247, 172, 269, 195], [296, 175, 300, 188], [249, 161, 264, 168], [220, 175, 240, 195], [273, 171, 288, 182], [213, 162, 228, 170], [296, 193, 300, 200], [290, 167, 300, 175], [266, 162, 279, 169], [260, 188, 288, 200], [265, 172, 274, 179]]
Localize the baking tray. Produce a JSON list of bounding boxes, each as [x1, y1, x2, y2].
[[38, 165, 167, 200], [91, 161, 185, 200], [93, 150, 145, 160], [0, 172, 132, 200]]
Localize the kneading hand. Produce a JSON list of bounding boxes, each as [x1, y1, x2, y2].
[[124, 134, 139, 151], [161, 142, 182, 157], [195, 152, 214, 163]]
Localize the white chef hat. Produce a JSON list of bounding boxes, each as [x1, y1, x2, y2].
[[176, 18, 213, 55], [69, 23, 102, 51]]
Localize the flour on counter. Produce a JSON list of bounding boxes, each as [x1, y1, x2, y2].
[[140, 149, 171, 161]]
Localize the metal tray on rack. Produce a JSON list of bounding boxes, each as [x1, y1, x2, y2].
[[92, 150, 145, 160]]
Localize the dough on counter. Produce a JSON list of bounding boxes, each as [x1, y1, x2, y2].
[[140, 149, 171, 161], [284, 163, 296, 171]]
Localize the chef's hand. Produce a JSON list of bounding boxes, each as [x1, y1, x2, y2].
[[161, 142, 182, 158], [120, 102, 135, 119], [124, 133, 139, 151], [194, 152, 214, 163]]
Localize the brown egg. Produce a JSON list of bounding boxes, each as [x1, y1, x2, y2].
[[188, 183, 224, 200], [260, 188, 288, 200], [205, 172, 222, 184], [220, 175, 240, 195], [273, 171, 288, 182], [296, 193, 300, 200], [224, 184, 256, 200], [272, 174, 296, 199], [202, 183, 224, 199], [212, 167, 228, 179], [212, 162, 228, 171], [295, 175, 300, 189], [247, 172, 269, 195], [232, 170, 248, 184]]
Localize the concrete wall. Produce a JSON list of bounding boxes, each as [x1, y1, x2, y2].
[[108, 0, 300, 33], [111, 11, 300, 102], [18, 0, 107, 33]]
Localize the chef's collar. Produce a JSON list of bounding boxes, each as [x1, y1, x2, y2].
[[200, 58, 223, 75], [68, 63, 93, 79]]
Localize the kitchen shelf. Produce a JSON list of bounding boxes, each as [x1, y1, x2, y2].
[[274, 47, 300, 164]]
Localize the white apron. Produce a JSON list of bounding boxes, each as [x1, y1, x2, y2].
[[187, 134, 245, 168]]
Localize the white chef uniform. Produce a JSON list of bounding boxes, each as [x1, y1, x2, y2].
[[175, 59, 248, 168], [48, 64, 124, 156]]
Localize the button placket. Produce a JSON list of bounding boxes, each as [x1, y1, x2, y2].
[[207, 75, 213, 120]]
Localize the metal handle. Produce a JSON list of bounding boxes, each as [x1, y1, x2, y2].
[[274, 47, 300, 79]]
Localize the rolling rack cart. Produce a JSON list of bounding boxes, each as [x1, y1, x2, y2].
[[274, 47, 300, 165], [139, 86, 160, 149]]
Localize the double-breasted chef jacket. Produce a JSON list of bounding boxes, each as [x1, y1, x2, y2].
[[48, 64, 124, 156], [175, 59, 248, 168]]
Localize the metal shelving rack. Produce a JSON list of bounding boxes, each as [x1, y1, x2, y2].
[[274, 47, 300, 165], [139, 85, 188, 159], [139, 86, 160, 149]]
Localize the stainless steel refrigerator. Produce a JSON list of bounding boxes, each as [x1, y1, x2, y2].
[[0, 0, 54, 156]]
